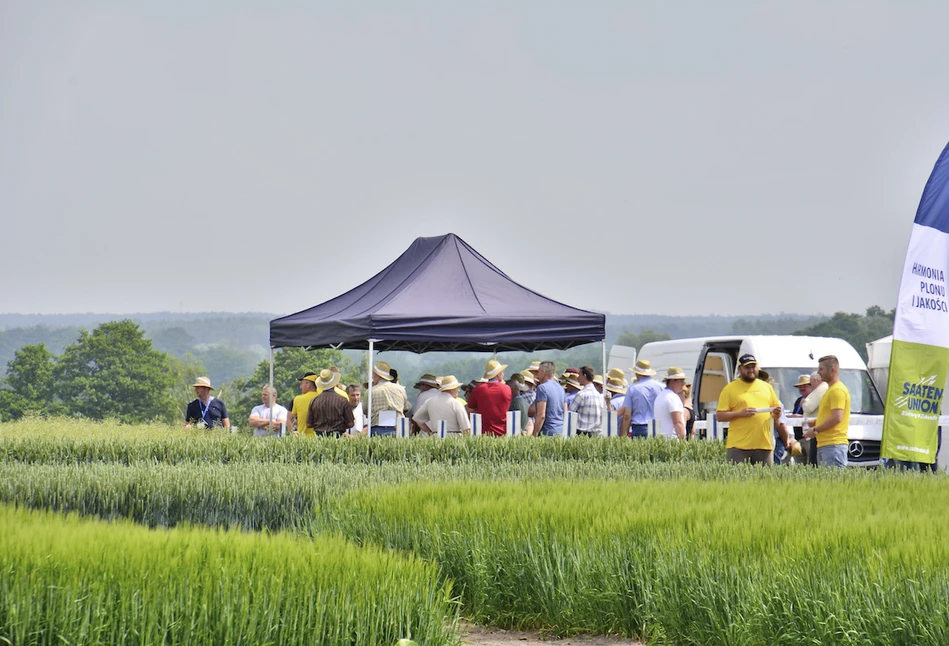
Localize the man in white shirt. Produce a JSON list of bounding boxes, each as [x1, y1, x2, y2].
[[248, 386, 288, 438], [653, 367, 687, 440], [345, 384, 365, 435], [413, 375, 471, 435]]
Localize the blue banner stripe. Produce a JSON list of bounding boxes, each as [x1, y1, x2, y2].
[[915, 140, 949, 234]]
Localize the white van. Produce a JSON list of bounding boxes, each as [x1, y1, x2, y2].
[[638, 335, 886, 466], [606, 344, 637, 383]]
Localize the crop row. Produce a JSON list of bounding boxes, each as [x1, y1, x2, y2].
[[329, 478, 949, 645], [0, 417, 725, 465], [0, 504, 457, 646], [0, 459, 903, 532]]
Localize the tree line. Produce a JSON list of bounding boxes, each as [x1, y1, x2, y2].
[[0, 320, 361, 425], [0, 308, 893, 424]]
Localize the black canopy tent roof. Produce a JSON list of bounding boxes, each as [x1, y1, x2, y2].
[[269, 233, 605, 353]]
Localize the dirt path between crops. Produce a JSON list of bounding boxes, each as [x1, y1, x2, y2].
[[460, 623, 645, 646]]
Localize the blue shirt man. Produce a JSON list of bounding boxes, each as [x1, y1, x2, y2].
[[620, 360, 664, 438], [533, 361, 566, 436]]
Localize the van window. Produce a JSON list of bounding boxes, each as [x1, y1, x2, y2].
[[763, 368, 884, 415]]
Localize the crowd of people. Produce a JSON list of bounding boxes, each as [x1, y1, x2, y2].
[[182, 353, 852, 467]]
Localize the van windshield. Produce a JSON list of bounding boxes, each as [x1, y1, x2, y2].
[[762, 368, 885, 415]]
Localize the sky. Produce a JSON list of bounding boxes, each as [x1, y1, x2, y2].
[[2, 1, 948, 318]]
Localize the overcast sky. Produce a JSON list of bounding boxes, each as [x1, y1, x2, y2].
[[2, 1, 948, 317]]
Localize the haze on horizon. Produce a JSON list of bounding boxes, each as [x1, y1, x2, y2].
[[3, 2, 948, 318]]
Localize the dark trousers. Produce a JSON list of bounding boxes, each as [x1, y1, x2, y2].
[[630, 423, 649, 438]]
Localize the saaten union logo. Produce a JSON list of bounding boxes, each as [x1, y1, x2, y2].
[[894, 375, 944, 418]]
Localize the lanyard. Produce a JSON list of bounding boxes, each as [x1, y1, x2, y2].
[[200, 399, 212, 422]]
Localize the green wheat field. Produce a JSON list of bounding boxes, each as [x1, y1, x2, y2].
[[2, 418, 947, 645]]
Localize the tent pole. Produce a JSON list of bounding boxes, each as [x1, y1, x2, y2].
[[601, 340, 607, 386], [269, 346, 275, 434], [367, 340, 374, 438]]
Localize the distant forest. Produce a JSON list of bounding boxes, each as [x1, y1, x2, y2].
[[0, 309, 893, 385], [0, 314, 273, 385]]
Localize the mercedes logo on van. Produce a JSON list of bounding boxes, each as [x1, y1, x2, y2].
[[848, 441, 865, 459]]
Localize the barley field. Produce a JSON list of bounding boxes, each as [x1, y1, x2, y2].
[[2, 418, 947, 645]]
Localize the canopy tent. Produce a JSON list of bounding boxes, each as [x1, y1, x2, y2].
[[268, 234, 606, 436], [270, 233, 605, 353]]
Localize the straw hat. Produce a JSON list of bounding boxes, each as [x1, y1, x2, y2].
[[663, 366, 687, 382], [439, 375, 462, 391], [372, 361, 394, 381], [315, 368, 341, 391], [633, 359, 656, 376], [564, 375, 582, 391], [593, 374, 604, 386], [414, 374, 440, 389], [483, 359, 508, 380], [605, 377, 627, 394], [790, 440, 803, 458], [464, 379, 484, 391], [794, 374, 811, 387], [519, 370, 536, 385], [527, 361, 541, 373], [607, 367, 628, 384], [192, 376, 215, 390]]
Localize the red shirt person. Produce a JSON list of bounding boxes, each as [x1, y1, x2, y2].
[[466, 359, 513, 437]]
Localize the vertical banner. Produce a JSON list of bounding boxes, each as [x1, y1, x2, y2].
[[882, 142, 949, 463]]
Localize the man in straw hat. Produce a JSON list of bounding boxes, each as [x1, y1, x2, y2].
[[467, 359, 513, 437], [368, 361, 409, 436], [288, 373, 320, 437], [619, 359, 664, 438], [185, 376, 230, 430], [531, 360, 565, 436], [318, 366, 350, 400], [605, 377, 628, 411], [413, 375, 471, 435], [410, 374, 441, 435], [654, 367, 688, 440], [568, 366, 604, 437], [306, 369, 355, 438], [562, 368, 581, 408], [716, 353, 786, 465]]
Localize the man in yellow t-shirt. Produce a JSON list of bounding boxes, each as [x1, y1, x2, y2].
[[716, 353, 785, 465], [289, 373, 319, 438], [805, 354, 850, 468]]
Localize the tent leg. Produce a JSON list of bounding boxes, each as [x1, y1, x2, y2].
[[269, 346, 275, 434], [601, 340, 607, 387], [367, 341, 374, 438]]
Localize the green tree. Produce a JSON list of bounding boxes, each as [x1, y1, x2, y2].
[[229, 347, 358, 417], [54, 320, 176, 423], [0, 344, 62, 420], [795, 306, 894, 362]]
